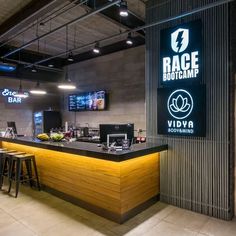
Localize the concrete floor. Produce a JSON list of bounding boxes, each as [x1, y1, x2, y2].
[[0, 185, 235, 236]]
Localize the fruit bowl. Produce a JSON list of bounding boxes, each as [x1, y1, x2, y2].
[[50, 133, 64, 142]]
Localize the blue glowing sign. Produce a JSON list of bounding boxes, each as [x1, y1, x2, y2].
[[1, 88, 28, 104]]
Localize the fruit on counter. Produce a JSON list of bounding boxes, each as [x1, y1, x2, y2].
[[50, 133, 64, 142], [37, 133, 50, 141]]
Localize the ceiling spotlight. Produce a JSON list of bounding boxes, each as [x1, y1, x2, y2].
[[67, 52, 74, 62], [58, 72, 76, 90], [31, 65, 37, 73], [30, 81, 47, 95], [126, 33, 133, 45], [93, 42, 100, 54], [39, 22, 45, 28], [119, 0, 128, 17], [14, 81, 29, 98], [48, 64, 54, 68]]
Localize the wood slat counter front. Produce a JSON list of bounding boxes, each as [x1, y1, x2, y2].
[[0, 137, 167, 223]]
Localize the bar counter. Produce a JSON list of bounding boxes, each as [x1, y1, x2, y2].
[[0, 137, 168, 223]]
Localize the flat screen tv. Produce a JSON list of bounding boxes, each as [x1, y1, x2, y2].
[[68, 90, 106, 112], [99, 123, 134, 144]]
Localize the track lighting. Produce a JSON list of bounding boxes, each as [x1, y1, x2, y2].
[[31, 65, 37, 73], [93, 42, 100, 54], [119, 0, 128, 17], [126, 33, 133, 45], [39, 22, 45, 28], [67, 52, 74, 62], [30, 81, 47, 95]]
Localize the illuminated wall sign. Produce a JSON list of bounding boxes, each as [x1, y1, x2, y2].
[[157, 85, 206, 136], [0, 63, 16, 72], [0, 88, 28, 104], [160, 20, 202, 85]]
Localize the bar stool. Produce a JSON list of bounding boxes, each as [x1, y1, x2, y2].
[[8, 154, 40, 197], [0, 150, 19, 189]]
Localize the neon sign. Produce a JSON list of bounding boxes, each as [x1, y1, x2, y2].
[[1, 88, 28, 104]]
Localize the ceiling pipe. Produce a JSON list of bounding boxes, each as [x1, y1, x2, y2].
[[0, 0, 67, 42], [2, 0, 120, 59], [25, 0, 233, 68], [134, 0, 234, 33], [0, 0, 87, 49]]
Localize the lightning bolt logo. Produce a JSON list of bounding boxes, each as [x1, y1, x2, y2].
[[171, 28, 189, 53], [176, 30, 184, 52]]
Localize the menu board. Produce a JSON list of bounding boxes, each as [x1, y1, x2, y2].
[[68, 90, 106, 111]]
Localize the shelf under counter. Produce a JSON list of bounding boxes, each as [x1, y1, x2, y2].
[[0, 136, 168, 223]]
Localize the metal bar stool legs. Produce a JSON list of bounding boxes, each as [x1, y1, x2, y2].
[[8, 154, 40, 197]]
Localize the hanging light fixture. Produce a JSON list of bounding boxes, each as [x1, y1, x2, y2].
[[126, 32, 133, 45], [14, 80, 29, 98], [14, 47, 28, 98], [58, 70, 76, 90], [48, 64, 54, 68], [30, 81, 47, 95], [67, 52, 74, 62], [93, 42, 100, 54], [58, 25, 76, 90], [119, 0, 128, 17]]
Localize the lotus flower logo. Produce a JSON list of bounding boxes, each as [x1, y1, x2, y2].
[[167, 89, 193, 119]]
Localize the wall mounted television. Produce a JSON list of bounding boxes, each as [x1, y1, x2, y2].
[[68, 90, 106, 112]]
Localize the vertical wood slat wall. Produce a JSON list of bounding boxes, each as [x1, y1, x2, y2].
[[146, 0, 234, 220]]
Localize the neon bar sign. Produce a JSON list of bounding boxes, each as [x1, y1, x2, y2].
[[1, 88, 28, 104]]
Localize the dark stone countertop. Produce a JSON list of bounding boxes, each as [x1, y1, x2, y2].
[[0, 136, 168, 162]]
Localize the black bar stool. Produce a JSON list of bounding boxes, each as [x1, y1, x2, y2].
[[8, 154, 40, 197], [0, 150, 19, 189]]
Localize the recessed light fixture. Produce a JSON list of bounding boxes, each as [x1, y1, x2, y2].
[[30, 81, 47, 95], [119, 0, 128, 17], [93, 42, 100, 54], [67, 52, 74, 62], [126, 33, 133, 45], [31, 65, 37, 73]]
